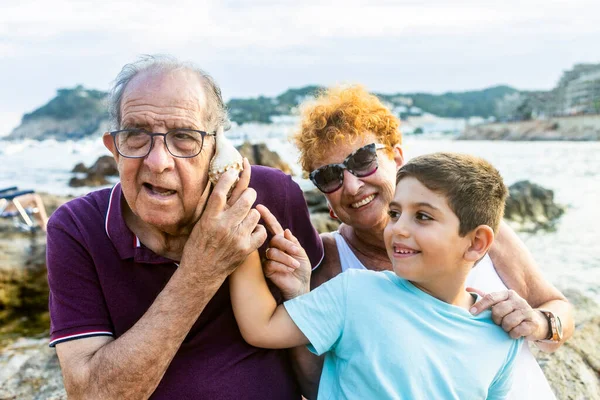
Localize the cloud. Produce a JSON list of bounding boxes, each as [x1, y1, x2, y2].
[[2, 0, 599, 49], [1, 0, 599, 114]]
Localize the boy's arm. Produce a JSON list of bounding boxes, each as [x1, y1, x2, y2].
[[487, 339, 523, 400], [230, 250, 309, 349]]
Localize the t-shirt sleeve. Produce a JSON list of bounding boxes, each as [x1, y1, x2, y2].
[[283, 271, 348, 356], [283, 175, 324, 269], [46, 206, 114, 347], [487, 338, 523, 400]]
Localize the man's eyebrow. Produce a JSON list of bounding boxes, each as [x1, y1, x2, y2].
[[388, 201, 441, 212], [414, 202, 441, 212], [388, 201, 401, 209], [121, 120, 147, 129]]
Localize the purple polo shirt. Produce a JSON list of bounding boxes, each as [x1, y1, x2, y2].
[[47, 166, 323, 399]]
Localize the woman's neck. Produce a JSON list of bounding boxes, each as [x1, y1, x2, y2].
[[339, 223, 392, 271]]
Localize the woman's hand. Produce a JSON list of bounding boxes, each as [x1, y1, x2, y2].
[[468, 288, 549, 341], [257, 204, 312, 300]]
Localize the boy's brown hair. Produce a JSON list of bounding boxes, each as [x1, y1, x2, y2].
[[396, 152, 508, 236]]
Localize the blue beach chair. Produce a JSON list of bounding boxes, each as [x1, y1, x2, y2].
[[0, 187, 43, 231]]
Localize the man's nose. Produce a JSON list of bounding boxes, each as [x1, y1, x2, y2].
[[342, 170, 364, 195], [391, 214, 411, 238], [144, 136, 174, 173]]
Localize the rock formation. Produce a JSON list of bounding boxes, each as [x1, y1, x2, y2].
[[236, 142, 292, 174], [504, 180, 566, 231], [69, 155, 118, 188], [458, 115, 600, 141]]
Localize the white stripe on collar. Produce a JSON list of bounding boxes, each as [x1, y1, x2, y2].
[[104, 183, 120, 241]]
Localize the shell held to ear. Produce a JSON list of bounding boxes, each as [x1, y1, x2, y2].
[[208, 126, 244, 185]]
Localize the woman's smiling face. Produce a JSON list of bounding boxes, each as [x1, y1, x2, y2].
[[312, 133, 403, 233]]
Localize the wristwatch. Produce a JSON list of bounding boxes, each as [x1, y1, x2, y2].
[[537, 309, 563, 342]]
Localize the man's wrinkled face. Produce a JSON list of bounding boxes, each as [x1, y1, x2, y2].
[[103, 69, 215, 234]]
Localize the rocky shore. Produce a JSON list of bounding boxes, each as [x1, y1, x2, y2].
[[0, 172, 596, 399], [458, 115, 600, 141]]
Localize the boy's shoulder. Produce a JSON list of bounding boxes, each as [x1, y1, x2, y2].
[[341, 269, 410, 293], [343, 268, 396, 281]]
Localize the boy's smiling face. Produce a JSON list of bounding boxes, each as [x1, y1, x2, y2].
[[383, 177, 473, 287]]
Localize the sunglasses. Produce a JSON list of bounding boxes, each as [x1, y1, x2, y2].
[[309, 143, 386, 193]]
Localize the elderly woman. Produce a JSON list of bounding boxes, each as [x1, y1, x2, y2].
[[263, 85, 573, 399]]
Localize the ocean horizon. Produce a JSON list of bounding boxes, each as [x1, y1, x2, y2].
[[1, 129, 599, 304]]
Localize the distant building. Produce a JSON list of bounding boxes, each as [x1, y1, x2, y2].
[[563, 68, 600, 114], [495, 63, 600, 120]]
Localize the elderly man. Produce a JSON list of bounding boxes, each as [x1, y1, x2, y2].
[[46, 55, 323, 399]]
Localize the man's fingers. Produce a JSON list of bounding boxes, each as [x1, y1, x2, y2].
[[227, 158, 251, 206], [195, 177, 214, 220], [237, 207, 262, 238], [466, 286, 486, 298], [226, 187, 258, 224], [256, 204, 284, 236], [489, 301, 514, 326], [469, 290, 510, 315], [205, 168, 241, 214], [511, 321, 536, 339], [500, 309, 527, 332], [265, 246, 300, 269], [249, 224, 267, 251]]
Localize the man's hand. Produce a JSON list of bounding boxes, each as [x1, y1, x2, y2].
[[469, 288, 549, 341], [257, 204, 311, 300], [181, 159, 267, 284]]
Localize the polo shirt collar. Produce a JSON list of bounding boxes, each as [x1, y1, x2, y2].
[[105, 182, 177, 265]]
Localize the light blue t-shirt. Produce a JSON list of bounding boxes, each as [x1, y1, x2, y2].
[[284, 269, 522, 400]]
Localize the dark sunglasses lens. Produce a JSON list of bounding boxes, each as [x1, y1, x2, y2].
[[312, 165, 343, 193], [348, 145, 378, 176]]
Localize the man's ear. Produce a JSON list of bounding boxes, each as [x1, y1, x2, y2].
[[393, 144, 404, 169], [103, 132, 119, 160], [464, 225, 494, 262]]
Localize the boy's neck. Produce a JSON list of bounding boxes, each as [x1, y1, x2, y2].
[[410, 268, 475, 310]]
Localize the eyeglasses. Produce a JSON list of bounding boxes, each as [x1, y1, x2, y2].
[[109, 129, 216, 158], [309, 143, 386, 193]]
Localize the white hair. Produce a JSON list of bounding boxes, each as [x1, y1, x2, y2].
[[107, 54, 230, 132]]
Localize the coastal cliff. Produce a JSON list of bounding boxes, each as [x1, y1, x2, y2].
[[7, 86, 110, 141], [458, 115, 600, 141]]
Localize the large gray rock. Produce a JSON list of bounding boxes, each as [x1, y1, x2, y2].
[[310, 213, 340, 234], [531, 289, 600, 399], [303, 190, 339, 233], [457, 116, 600, 141], [0, 338, 66, 400], [303, 190, 329, 214], [237, 142, 292, 174], [504, 180, 566, 232], [0, 193, 71, 312], [69, 155, 117, 188], [84, 155, 119, 177]]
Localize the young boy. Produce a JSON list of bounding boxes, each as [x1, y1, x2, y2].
[[230, 152, 521, 399]]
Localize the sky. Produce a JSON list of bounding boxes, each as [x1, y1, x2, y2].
[[1, 0, 599, 134]]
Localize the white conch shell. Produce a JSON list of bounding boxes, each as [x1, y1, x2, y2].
[[208, 126, 244, 185]]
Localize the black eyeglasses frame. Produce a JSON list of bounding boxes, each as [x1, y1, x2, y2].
[[108, 129, 216, 159]]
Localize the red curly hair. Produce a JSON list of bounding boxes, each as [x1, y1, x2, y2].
[[294, 84, 402, 172]]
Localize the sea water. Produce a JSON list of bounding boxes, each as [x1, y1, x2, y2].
[[0, 132, 598, 302]]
